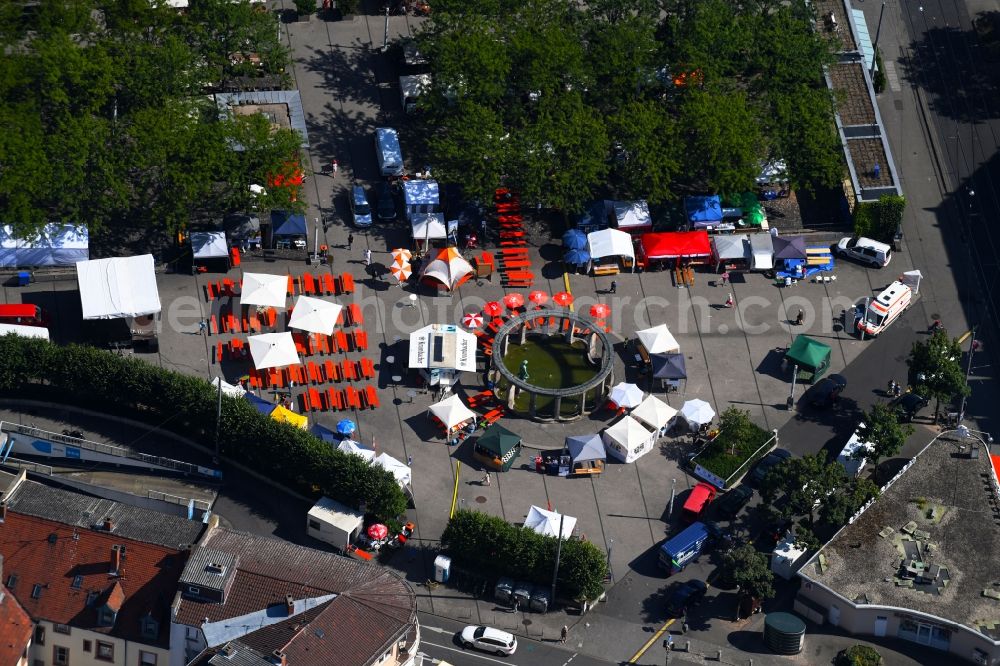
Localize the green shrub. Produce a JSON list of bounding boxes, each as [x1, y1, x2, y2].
[[691, 408, 771, 481], [441, 510, 608, 601], [294, 0, 315, 14], [853, 194, 905, 244], [872, 49, 886, 94], [839, 644, 883, 666], [0, 336, 407, 521]]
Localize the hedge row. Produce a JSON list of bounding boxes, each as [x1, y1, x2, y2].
[[0, 335, 408, 521], [441, 510, 608, 601], [853, 194, 905, 244]]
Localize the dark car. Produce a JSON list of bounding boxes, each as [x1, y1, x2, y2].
[[375, 182, 397, 221], [896, 393, 929, 421], [665, 579, 708, 617], [808, 373, 847, 408], [749, 448, 791, 486], [715, 484, 754, 520]]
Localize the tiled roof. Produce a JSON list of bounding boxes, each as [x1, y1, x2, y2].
[[0, 584, 32, 666], [0, 512, 187, 648], [175, 528, 416, 666], [4, 477, 205, 549]]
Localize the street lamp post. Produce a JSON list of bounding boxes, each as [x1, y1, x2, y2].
[[668, 478, 677, 516], [606, 538, 614, 583]]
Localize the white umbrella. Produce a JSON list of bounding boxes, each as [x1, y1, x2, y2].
[[631, 394, 678, 431], [288, 295, 342, 335], [247, 332, 300, 370], [241, 272, 289, 308], [428, 394, 476, 429], [636, 324, 680, 354], [524, 505, 577, 539], [610, 382, 644, 409], [680, 399, 716, 428], [374, 452, 412, 489], [337, 439, 376, 462]]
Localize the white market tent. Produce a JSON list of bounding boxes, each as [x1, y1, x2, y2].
[[680, 399, 716, 429], [748, 233, 774, 270], [240, 272, 289, 309], [374, 452, 413, 491], [409, 324, 477, 373], [0, 323, 49, 341], [211, 376, 246, 397], [76, 255, 161, 320], [192, 231, 229, 260], [587, 228, 635, 261], [524, 505, 577, 539], [427, 393, 477, 429], [337, 439, 376, 462], [609, 382, 644, 409], [631, 394, 678, 433], [288, 295, 342, 335], [611, 200, 652, 232], [602, 415, 657, 463], [636, 324, 680, 355], [0, 224, 89, 268], [411, 213, 448, 242], [712, 234, 749, 270], [247, 332, 300, 370]]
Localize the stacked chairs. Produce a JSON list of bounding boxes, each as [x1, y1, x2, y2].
[[494, 188, 534, 287]]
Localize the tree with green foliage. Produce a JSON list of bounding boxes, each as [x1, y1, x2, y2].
[[761, 453, 842, 527], [821, 477, 879, 527], [607, 101, 682, 204], [853, 194, 906, 243], [839, 644, 884, 666], [858, 403, 913, 482], [906, 329, 970, 424], [720, 544, 775, 604]]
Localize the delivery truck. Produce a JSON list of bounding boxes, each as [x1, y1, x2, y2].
[[658, 521, 715, 575]]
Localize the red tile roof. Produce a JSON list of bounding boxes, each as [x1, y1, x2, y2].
[[0, 584, 32, 666], [0, 512, 187, 648]]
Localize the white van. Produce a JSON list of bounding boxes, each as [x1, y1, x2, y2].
[[375, 127, 404, 177], [856, 280, 912, 337], [836, 424, 872, 479], [836, 236, 892, 268]]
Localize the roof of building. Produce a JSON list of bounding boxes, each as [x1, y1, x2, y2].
[[2, 475, 205, 549], [0, 512, 187, 648], [0, 584, 32, 666], [800, 436, 1000, 637], [175, 527, 416, 666]]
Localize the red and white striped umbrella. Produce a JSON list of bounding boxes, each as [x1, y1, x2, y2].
[[462, 312, 484, 329], [390, 259, 412, 282]]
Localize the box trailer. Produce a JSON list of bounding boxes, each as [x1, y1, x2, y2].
[[307, 496, 364, 553], [658, 522, 714, 575]]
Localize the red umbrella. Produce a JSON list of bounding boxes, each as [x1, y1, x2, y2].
[[553, 292, 574, 307], [503, 293, 525, 310], [528, 290, 549, 306], [483, 301, 503, 318], [367, 523, 388, 540], [590, 303, 611, 319]]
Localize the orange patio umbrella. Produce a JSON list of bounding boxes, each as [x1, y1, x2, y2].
[[528, 290, 549, 306], [483, 301, 503, 317], [590, 303, 611, 318], [553, 292, 574, 307], [503, 293, 525, 310]]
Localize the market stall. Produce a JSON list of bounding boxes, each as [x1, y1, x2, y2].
[[403, 179, 440, 217], [563, 433, 606, 476], [475, 425, 522, 471], [77, 254, 162, 349], [630, 394, 678, 436], [611, 200, 653, 234], [685, 195, 723, 229], [374, 452, 413, 494], [0, 223, 88, 268], [270, 210, 307, 250], [410, 213, 449, 251], [650, 352, 687, 392], [191, 231, 231, 271], [427, 393, 477, 432], [337, 439, 376, 462], [635, 323, 680, 356], [784, 335, 831, 383], [524, 505, 577, 539], [748, 233, 774, 271], [410, 324, 477, 388], [587, 228, 635, 274], [602, 415, 657, 463], [419, 246, 474, 290], [271, 404, 307, 429], [638, 231, 712, 269], [711, 234, 749, 272]]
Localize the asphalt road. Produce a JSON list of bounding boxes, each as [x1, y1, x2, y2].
[[416, 613, 614, 666]]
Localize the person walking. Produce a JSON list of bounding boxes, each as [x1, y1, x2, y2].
[[720, 271, 730, 286], [364, 248, 372, 266], [347, 233, 354, 250], [482, 472, 491, 486], [795, 309, 804, 326], [609, 280, 617, 294], [560, 625, 568, 643], [331, 159, 339, 178], [198, 319, 208, 334]]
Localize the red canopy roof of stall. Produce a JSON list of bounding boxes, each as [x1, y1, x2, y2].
[[639, 231, 711, 259]]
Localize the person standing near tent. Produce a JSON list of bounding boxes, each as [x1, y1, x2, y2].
[[347, 233, 354, 250], [724, 293, 734, 308], [364, 248, 372, 266]]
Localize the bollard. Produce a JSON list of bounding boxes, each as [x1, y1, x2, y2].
[[717, 649, 723, 661], [685, 641, 690, 652]]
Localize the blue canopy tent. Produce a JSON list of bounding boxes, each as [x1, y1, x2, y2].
[[563, 433, 606, 475], [562, 229, 588, 250], [244, 392, 276, 415], [311, 423, 338, 443], [684, 195, 723, 229], [651, 352, 687, 393], [564, 248, 591, 266], [270, 210, 307, 249]]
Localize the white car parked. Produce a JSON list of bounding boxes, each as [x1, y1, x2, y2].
[[835, 236, 892, 268], [459, 625, 518, 656]]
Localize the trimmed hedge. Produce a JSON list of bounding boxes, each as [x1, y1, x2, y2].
[[441, 510, 608, 601], [853, 194, 905, 244], [0, 335, 407, 521], [692, 407, 771, 481]]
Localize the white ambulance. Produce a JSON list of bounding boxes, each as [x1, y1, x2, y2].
[[856, 280, 912, 337]]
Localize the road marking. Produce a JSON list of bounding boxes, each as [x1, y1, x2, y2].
[[563, 272, 574, 312], [449, 460, 461, 518], [626, 618, 675, 663], [421, 639, 519, 664], [561, 654, 578, 666], [883, 60, 901, 92], [958, 330, 972, 344], [421, 624, 451, 634]]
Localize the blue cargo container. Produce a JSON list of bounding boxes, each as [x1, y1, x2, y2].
[[658, 521, 713, 575]]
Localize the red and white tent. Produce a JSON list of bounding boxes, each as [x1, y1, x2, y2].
[[420, 246, 474, 290]]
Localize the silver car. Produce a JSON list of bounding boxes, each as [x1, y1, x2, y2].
[[459, 625, 518, 656]]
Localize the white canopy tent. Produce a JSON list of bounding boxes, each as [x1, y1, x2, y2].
[[901, 269, 922, 294], [427, 393, 477, 429], [192, 231, 229, 260], [247, 332, 300, 370], [76, 255, 161, 320], [524, 505, 577, 539], [410, 324, 477, 387], [609, 382, 644, 409], [211, 376, 246, 398], [288, 295, 342, 335], [241, 272, 289, 309], [587, 228, 635, 272], [0, 224, 89, 268], [631, 394, 678, 433], [374, 452, 413, 491], [410, 213, 448, 243], [0, 323, 49, 340], [680, 399, 716, 429], [337, 439, 376, 462], [748, 233, 774, 270], [636, 324, 680, 355], [602, 415, 657, 463]]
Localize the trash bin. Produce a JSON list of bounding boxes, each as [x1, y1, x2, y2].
[[513, 581, 533, 606], [494, 577, 514, 603], [529, 587, 551, 613], [433, 555, 451, 583], [17, 271, 31, 287]]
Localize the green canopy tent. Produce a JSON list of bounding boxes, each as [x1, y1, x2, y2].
[[474, 425, 522, 472], [785, 335, 831, 383]]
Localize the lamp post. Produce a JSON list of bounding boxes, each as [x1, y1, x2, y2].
[[870, 2, 887, 80], [606, 538, 614, 583], [668, 478, 677, 516]]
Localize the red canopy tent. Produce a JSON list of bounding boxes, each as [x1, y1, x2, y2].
[[639, 231, 711, 264]]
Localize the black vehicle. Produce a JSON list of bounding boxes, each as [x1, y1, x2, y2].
[[749, 449, 791, 486], [375, 182, 397, 221], [716, 484, 754, 520], [808, 373, 847, 408], [896, 393, 929, 421], [665, 579, 707, 617]]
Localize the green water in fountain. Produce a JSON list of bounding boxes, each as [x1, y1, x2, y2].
[[497, 336, 599, 416]]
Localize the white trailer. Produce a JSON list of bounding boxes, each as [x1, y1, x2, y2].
[[836, 424, 872, 479], [307, 496, 364, 552]]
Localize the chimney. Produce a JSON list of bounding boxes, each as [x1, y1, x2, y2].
[[111, 545, 122, 575], [285, 594, 294, 616], [103, 517, 114, 532]]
